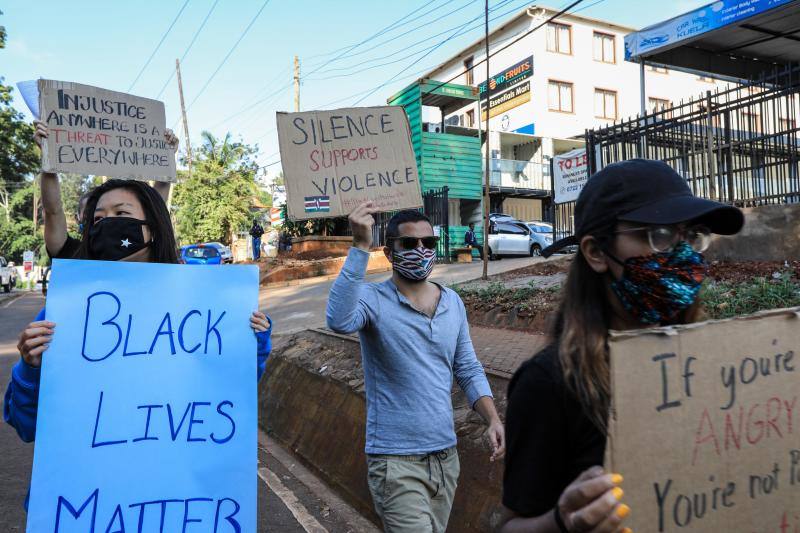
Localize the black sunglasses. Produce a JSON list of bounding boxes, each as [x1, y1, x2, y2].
[[390, 236, 440, 251]]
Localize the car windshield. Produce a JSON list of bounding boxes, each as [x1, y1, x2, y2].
[[529, 224, 553, 233], [186, 247, 219, 259]]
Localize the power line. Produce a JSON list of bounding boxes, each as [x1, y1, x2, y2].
[[215, 0, 462, 133], [128, 0, 191, 92], [308, 0, 526, 82], [303, 0, 454, 62], [425, 0, 587, 96], [155, 0, 221, 100], [308, 0, 479, 75], [185, 0, 273, 112], [352, 1, 504, 106]]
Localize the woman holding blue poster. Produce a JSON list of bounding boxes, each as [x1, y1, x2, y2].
[[3, 177, 273, 510]]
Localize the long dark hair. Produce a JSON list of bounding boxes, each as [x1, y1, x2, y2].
[[551, 226, 703, 434], [78, 180, 178, 264]]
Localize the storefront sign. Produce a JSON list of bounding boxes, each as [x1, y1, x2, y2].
[[553, 148, 588, 204], [478, 56, 533, 98], [480, 82, 530, 121]]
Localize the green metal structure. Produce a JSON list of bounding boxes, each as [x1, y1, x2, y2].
[[388, 79, 484, 255]]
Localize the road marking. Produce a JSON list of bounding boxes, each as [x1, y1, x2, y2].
[[2, 292, 28, 308], [258, 466, 328, 533], [284, 311, 313, 321]]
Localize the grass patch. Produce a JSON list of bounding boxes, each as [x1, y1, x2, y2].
[[702, 273, 800, 320]]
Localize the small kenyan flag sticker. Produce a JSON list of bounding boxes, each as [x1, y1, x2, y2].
[[304, 196, 331, 212]]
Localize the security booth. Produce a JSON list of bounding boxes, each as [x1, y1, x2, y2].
[[388, 79, 484, 259]]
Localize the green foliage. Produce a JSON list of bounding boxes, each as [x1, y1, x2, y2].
[[0, 79, 38, 188], [172, 131, 260, 245], [59, 173, 92, 228], [702, 274, 800, 319], [0, 218, 45, 263], [279, 203, 340, 237]]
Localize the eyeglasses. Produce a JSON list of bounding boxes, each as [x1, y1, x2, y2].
[[613, 224, 712, 253], [390, 236, 440, 251]]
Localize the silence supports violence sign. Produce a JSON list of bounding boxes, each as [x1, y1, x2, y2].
[[38, 80, 176, 181], [607, 308, 800, 532], [277, 106, 423, 220], [27, 259, 257, 532]]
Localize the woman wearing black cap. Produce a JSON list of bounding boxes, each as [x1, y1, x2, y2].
[[497, 159, 744, 533]]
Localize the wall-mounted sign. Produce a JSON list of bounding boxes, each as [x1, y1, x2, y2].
[[480, 82, 531, 121], [478, 56, 533, 98]]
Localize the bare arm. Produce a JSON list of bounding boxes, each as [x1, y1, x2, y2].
[[34, 122, 68, 256]]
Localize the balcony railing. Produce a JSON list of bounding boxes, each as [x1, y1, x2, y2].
[[487, 159, 549, 191]]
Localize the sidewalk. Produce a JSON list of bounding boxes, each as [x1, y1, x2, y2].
[[470, 325, 548, 378]]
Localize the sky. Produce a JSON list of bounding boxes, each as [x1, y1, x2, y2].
[[2, 0, 708, 181]]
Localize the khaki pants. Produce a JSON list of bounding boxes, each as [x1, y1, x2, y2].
[[366, 447, 460, 533]]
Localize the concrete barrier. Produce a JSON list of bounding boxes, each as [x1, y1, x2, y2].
[[707, 203, 800, 261], [259, 330, 509, 532]]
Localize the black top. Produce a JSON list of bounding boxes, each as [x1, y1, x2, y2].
[[49, 235, 81, 260], [503, 343, 606, 517], [465, 230, 477, 245]]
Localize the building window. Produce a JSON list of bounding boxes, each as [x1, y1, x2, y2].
[[594, 89, 617, 120], [465, 109, 475, 127], [649, 97, 671, 114], [464, 56, 474, 86], [593, 32, 615, 63], [548, 80, 574, 113], [546, 23, 572, 54], [647, 64, 668, 74]]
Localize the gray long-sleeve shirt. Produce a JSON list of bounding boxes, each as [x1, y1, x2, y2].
[[326, 247, 493, 455]]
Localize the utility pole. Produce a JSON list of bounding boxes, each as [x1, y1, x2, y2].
[[176, 58, 192, 175], [294, 55, 300, 112], [482, 0, 490, 281]]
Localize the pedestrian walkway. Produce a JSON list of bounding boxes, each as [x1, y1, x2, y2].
[[316, 324, 547, 380], [470, 326, 548, 377]]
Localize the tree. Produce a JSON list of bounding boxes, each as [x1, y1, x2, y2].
[[172, 131, 260, 245], [59, 173, 91, 229], [0, 79, 39, 222]]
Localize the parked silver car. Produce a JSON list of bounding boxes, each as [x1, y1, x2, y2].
[[204, 242, 234, 263], [487, 220, 534, 259], [524, 221, 554, 256]]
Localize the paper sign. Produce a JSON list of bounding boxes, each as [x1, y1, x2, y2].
[[17, 80, 40, 119], [27, 260, 258, 532], [38, 79, 176, 181], [23, 250, 34, 262], [607, 308, 800, 532], [553, 148, 588, 204], [276, 106, 423, 220]]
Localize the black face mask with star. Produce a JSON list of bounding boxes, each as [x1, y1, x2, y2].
[[88, 217, 151, 261]]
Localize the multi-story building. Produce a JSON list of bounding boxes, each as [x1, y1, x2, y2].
[[419, 4, 734, 224]]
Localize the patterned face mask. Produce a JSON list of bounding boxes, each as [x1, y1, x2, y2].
[[392, 247, 436, 282], [609, 241, 708, 325]]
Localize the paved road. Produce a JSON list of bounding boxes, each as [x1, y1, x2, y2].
[[261, 255, 543, 335], [0, 293, 377, 532]]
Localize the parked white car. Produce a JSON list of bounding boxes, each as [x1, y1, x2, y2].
[[0, 256, 17, 292], [204, 242, 234, 263], [487, 221, 533, 259], [524, 221, 554, 256]]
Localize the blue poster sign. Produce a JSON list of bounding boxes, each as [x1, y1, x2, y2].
[[625, 0, 795, 60], [27, 259, 258, 532]]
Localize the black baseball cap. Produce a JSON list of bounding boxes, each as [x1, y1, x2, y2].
[[542, 159, 744, 257]]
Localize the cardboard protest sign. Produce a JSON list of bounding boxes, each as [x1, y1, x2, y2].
[[27, 260, 258, 532], [38, 79, 176, 181], [607, 308, 800, 532], [553, 148, 588, 204], [276, 106, 422, 220]]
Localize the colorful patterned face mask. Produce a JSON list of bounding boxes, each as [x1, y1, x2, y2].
[[392, 247, 436, 282], [609, 241, 708, 325]]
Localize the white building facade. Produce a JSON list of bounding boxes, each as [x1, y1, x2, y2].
[[422, 4, 733, 222]]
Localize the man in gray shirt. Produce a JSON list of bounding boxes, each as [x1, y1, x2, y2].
[[326, 203, 505, 533]]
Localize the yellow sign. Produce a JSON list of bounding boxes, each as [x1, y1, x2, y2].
[[480, 82, 530, 121]]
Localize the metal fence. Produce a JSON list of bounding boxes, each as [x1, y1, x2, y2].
[[555, 64, 800, 239], [371, 186, 451, 261]]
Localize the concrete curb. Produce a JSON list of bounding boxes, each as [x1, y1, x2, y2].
[[262, 266, 392, 289]]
